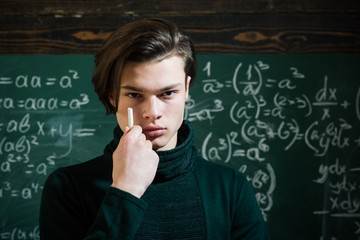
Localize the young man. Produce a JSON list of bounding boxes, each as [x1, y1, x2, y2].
[[40, 18, 269, 239]]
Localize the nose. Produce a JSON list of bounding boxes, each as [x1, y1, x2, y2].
[[142, 96, 162, 121]]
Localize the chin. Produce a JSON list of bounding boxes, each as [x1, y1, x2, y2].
[[150, 138, 171, 151], [149, 132, 177, 151], [151, 142, 166, 151]]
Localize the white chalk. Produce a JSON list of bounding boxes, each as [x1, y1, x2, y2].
[[127, 107, 134, 128]]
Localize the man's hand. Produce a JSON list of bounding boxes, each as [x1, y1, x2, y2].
[[111, 125, 159, 198]]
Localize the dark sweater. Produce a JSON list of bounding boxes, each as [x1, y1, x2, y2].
[[40, 121, 269, 239]]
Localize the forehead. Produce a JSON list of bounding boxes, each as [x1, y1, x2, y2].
[[120, 56, 186, 87]]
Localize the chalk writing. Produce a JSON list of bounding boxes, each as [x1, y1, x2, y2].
[[0, 181, 42, 200], [0, 69, 79, 88], [0, 225, 39, 240], [0, 93, 89, 111], [185, 55, 360, 239], [1, 55, 360, 240], [0, 60, 100, 239]]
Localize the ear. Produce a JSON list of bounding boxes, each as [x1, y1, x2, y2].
[[185, 76, 191, 100]]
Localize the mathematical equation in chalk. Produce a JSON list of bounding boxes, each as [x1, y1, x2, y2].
[[186, 58, 360, 227], [186, 60, 360, 157], [313, 157, 360, 213], [0, 225, 39, 240], [0, 58, 100, 240], [313, 157, 360, 238], [0, 69, 79, 88], [0, 113, 96, 175], [0, 93, 89, 111], [0, 181, 42, 200]]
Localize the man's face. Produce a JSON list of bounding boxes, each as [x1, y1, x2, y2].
[[113, 55, 191, 151]]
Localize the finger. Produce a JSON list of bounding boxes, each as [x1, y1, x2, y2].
[[130, 125, 142, 136], [139, 133, 147, 143], [145, 139, 153, 149], [123, 126, 130, 135], [123, 125, 142, 139]]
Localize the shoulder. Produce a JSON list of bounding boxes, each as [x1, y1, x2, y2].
[[193, 157, 250, 194], [192, 157, 263, 224], [44, 155, 111, 192], [58, 154, 109, 175], [192, 159, 269, 239]]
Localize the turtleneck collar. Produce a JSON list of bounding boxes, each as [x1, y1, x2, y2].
[[104, 121, 197, 183]]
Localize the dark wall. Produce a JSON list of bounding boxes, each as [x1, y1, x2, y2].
[[0, 0, 359, 54]]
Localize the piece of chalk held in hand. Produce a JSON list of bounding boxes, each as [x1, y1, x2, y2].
[[128, 107, 134, 128]]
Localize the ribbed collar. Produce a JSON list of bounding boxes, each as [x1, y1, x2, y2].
[[104, 121, 197, 183]]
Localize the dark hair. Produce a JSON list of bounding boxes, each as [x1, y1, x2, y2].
[[92, 18, 197, 114]]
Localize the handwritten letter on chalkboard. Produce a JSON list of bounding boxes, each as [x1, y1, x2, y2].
[[0, 55, 359, 239]]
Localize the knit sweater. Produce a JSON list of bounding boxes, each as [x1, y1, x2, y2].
[[40, 121, 269, 239]]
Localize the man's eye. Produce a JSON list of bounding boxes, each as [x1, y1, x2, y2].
[[162, 91, 176, 97], [128, 93, 140, 98]]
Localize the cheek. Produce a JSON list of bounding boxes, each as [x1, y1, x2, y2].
[[167, 100, 186, 118], [114, 96, 130, 130], [115, 111, 128, 132]]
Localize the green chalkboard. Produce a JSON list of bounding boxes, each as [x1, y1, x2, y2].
[[0, 54, 359, 239]]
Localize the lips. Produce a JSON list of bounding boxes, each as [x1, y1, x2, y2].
[[142, 125, 166, 138]]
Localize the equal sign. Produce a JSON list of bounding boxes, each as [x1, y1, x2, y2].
[[296, 133, 304, 140], [46, 78, 57, 86], [11, 190, 19, 197], [60, 100, 69, 107], [25, 164, 34, 174], [263, 109, 271, 116], [233, 149, 246, 157], [17, 100, 25, 108], [265, 79, 277, 88], [73, 128, 96, 137], [225, 80, 232, 88], [0, 77, 13, 85]]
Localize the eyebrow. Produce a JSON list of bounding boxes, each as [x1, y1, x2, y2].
[[121, 83, 182, 93]]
